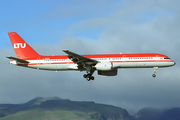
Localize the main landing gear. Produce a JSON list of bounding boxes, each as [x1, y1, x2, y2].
[[83, 74, 95, 81], [152, 67, 158, 78], [83, 65, 95, 81]]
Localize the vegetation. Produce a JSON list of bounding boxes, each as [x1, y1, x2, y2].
[[0, 97, 133, 120]]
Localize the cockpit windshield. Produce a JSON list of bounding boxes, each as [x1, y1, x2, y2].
[[164, 57, 170, 60]]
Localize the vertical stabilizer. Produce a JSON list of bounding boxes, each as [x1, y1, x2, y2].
[[8, 32, 40, 59]]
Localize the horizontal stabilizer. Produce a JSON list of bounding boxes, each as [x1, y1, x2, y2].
[[7, 57, 29, 64]]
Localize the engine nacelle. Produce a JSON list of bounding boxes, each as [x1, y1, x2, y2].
[[95, 62, 113, 71], [98, 69, 118, 76]]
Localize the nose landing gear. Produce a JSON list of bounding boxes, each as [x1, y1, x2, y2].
[[152, 67, 158, 78]]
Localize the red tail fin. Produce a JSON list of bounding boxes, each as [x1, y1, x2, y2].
[[8, 32, 40, 59]]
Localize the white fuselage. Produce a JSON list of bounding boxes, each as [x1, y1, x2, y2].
[[10, 55, 175, 71]]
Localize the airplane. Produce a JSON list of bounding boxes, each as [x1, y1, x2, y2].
[[7, 32, 175, 81]]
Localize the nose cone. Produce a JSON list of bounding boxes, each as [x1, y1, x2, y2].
[[167, 60, 176, 67], [171, 60, 176, 66]]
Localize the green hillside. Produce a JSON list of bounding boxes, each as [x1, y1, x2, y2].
[[0, 97, 133, 120], [0, 109, 94, 120]]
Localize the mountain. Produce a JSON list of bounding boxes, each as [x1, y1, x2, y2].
[[1, 97, 180, 120], [159, 108, 180, 120], [134, 107, 180, 120], [133, 107, 164, 120], [0, 97, 134, 120]]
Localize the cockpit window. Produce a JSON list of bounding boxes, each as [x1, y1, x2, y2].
[[164, 57, 170, 60]]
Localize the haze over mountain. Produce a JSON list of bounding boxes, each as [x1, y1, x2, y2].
[[134, 107, 180, 120]]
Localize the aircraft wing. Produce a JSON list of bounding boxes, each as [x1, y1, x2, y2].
[[6, 57, 29, 64], [63, 50, 98, 63], [63, 50, 98, 70]]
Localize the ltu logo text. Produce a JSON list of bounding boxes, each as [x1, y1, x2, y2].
[[14, 43, 26, 48]]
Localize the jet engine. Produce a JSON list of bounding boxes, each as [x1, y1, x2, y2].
[[98, 69, 118, 76], [95, 62, 113, 71]]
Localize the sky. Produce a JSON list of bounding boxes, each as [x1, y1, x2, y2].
[[1, 0, 180, 115]]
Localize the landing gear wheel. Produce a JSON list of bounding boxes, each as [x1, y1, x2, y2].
[[90, 76, 95, 80], [85, 74, 95, 81], [83, 74, 87, 78], [86, 77, 91, 81], [152, 74, 156, 78], [86, 74, 91, 81]]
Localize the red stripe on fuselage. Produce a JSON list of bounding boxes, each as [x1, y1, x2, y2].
[[19, 53, 173, 66], [22, 53, 168, 61]]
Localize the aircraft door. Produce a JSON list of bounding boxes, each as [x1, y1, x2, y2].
[[37, 57, 40, 65], [156, 55, 159, 62], [122, 55, 126, 62]]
